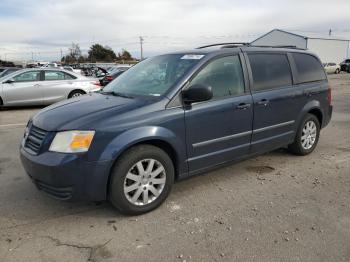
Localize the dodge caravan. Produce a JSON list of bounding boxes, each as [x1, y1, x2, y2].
[[20, 44, 332, 215]]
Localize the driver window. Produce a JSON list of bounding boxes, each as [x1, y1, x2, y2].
[[13, 71, 41, 82], [189, 55, 245, 99]]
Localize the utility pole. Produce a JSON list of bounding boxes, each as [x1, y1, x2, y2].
[[329, 29, 332, 36], [139, 36, 144, 60], [60, 49, 63, 61], [31, 51, 34, 62]]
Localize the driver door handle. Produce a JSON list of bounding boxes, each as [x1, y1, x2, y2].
[[236, 103, 251, 110]]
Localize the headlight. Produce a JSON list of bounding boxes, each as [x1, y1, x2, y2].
[[49, 130, 95, 153]]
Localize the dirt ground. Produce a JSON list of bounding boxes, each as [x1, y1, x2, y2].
[[0, 73, 349, 262]]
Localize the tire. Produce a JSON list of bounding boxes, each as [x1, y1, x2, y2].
[[68, 90, 85, 99], [288, 114, 320, 156], [109, 145, 174, 215], [335, 68, 340, 74]]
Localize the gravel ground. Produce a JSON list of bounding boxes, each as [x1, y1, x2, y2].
[[0, 73, 349, 262]]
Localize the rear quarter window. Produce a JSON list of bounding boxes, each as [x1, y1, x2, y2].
[[292, 53, 326, 83], [248, 53, 292, 91]]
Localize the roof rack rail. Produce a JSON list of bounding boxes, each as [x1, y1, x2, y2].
[[248, 44, 306, 50], [196, 42, 250, 49]]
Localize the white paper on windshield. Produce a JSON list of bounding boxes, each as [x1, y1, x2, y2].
[[181, 54, 204, 60]]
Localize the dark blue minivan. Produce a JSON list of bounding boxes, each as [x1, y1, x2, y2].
[[20, 44, 332, 215]]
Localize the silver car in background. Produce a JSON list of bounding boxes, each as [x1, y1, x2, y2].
[[0, 69, 101, 107]]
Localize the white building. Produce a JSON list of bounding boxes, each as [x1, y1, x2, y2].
[[251, 29, 349, 64]]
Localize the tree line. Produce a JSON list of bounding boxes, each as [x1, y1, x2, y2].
[[61, 43, 136, 64], [0, 60, 15, 67]]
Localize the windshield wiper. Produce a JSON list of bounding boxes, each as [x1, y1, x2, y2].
[[100, 91, 134, 99]]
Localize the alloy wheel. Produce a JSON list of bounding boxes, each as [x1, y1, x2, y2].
[[123, 159, 166, 206], [72, 93, 83, 98], [301, 120, 317, 150]]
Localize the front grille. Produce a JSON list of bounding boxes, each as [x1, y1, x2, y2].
[[24, 125, 47, 154]]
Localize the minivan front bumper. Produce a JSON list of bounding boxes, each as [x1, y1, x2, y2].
[[20, 147, 112, 201]]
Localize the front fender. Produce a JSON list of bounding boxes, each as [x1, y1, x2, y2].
[[99, 126, 188, 175]]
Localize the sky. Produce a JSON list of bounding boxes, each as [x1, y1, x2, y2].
[[0, 0, 349, 61]]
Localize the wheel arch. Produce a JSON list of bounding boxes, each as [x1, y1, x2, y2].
[[68, 89, 86, 98], [297, 100, 324, 129], [102, 126, 187, 199], [308, 108, 323, 127]]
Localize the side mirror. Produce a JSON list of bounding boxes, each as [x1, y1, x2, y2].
[[182, 84, 213, 104], [3, 79, 15, 84]]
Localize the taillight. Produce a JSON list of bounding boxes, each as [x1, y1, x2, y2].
[[92, 81, 101, 87], [106, 76, 113, 81], [327, 86, 332, 105]]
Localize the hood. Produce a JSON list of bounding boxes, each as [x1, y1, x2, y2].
[[32, 93, 151, 131]]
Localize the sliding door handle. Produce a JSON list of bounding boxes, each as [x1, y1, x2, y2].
[[236, 103, 251, 110], [256, 99, 269, 106]]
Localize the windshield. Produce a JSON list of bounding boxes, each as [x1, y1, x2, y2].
[[103, 54, 204, 97]]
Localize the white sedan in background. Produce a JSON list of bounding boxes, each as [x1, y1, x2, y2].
[[0, 69, 101, 107], [323, 63, 341, 74]]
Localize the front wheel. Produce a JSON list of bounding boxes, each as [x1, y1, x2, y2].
[[335, 68, 340, 74], [109, 145, 174, 215], [288, 114, 320, 155]]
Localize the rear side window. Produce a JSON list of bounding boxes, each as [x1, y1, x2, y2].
[[44, 71, 76, 81], [292, 53, 326, 83], [248, 53, 292, 91]]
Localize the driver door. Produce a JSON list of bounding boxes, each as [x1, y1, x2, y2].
[[2, 70, 43, 106], [184, 55, 253, 173]]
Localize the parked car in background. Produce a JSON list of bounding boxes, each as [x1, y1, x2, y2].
[[0, 68, 101, 107], [41, 63, 59, 68], [323, 63, 340, 74], [99, 67, 129, 86], [340, 59, 350, 73], [19, 44, 332, 215], [61, 66, 82, 75], [0, 67, 20, 78], [107, 65, 132, 73]]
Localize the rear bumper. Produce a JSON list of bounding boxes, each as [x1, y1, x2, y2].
[[322, 105, 332, 128], [20, 147, 112, 201]]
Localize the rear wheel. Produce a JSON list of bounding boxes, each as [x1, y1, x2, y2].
[[288, 114, 320, 155], [109, 145, 174, 215], [68, 90, 85, 98]]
